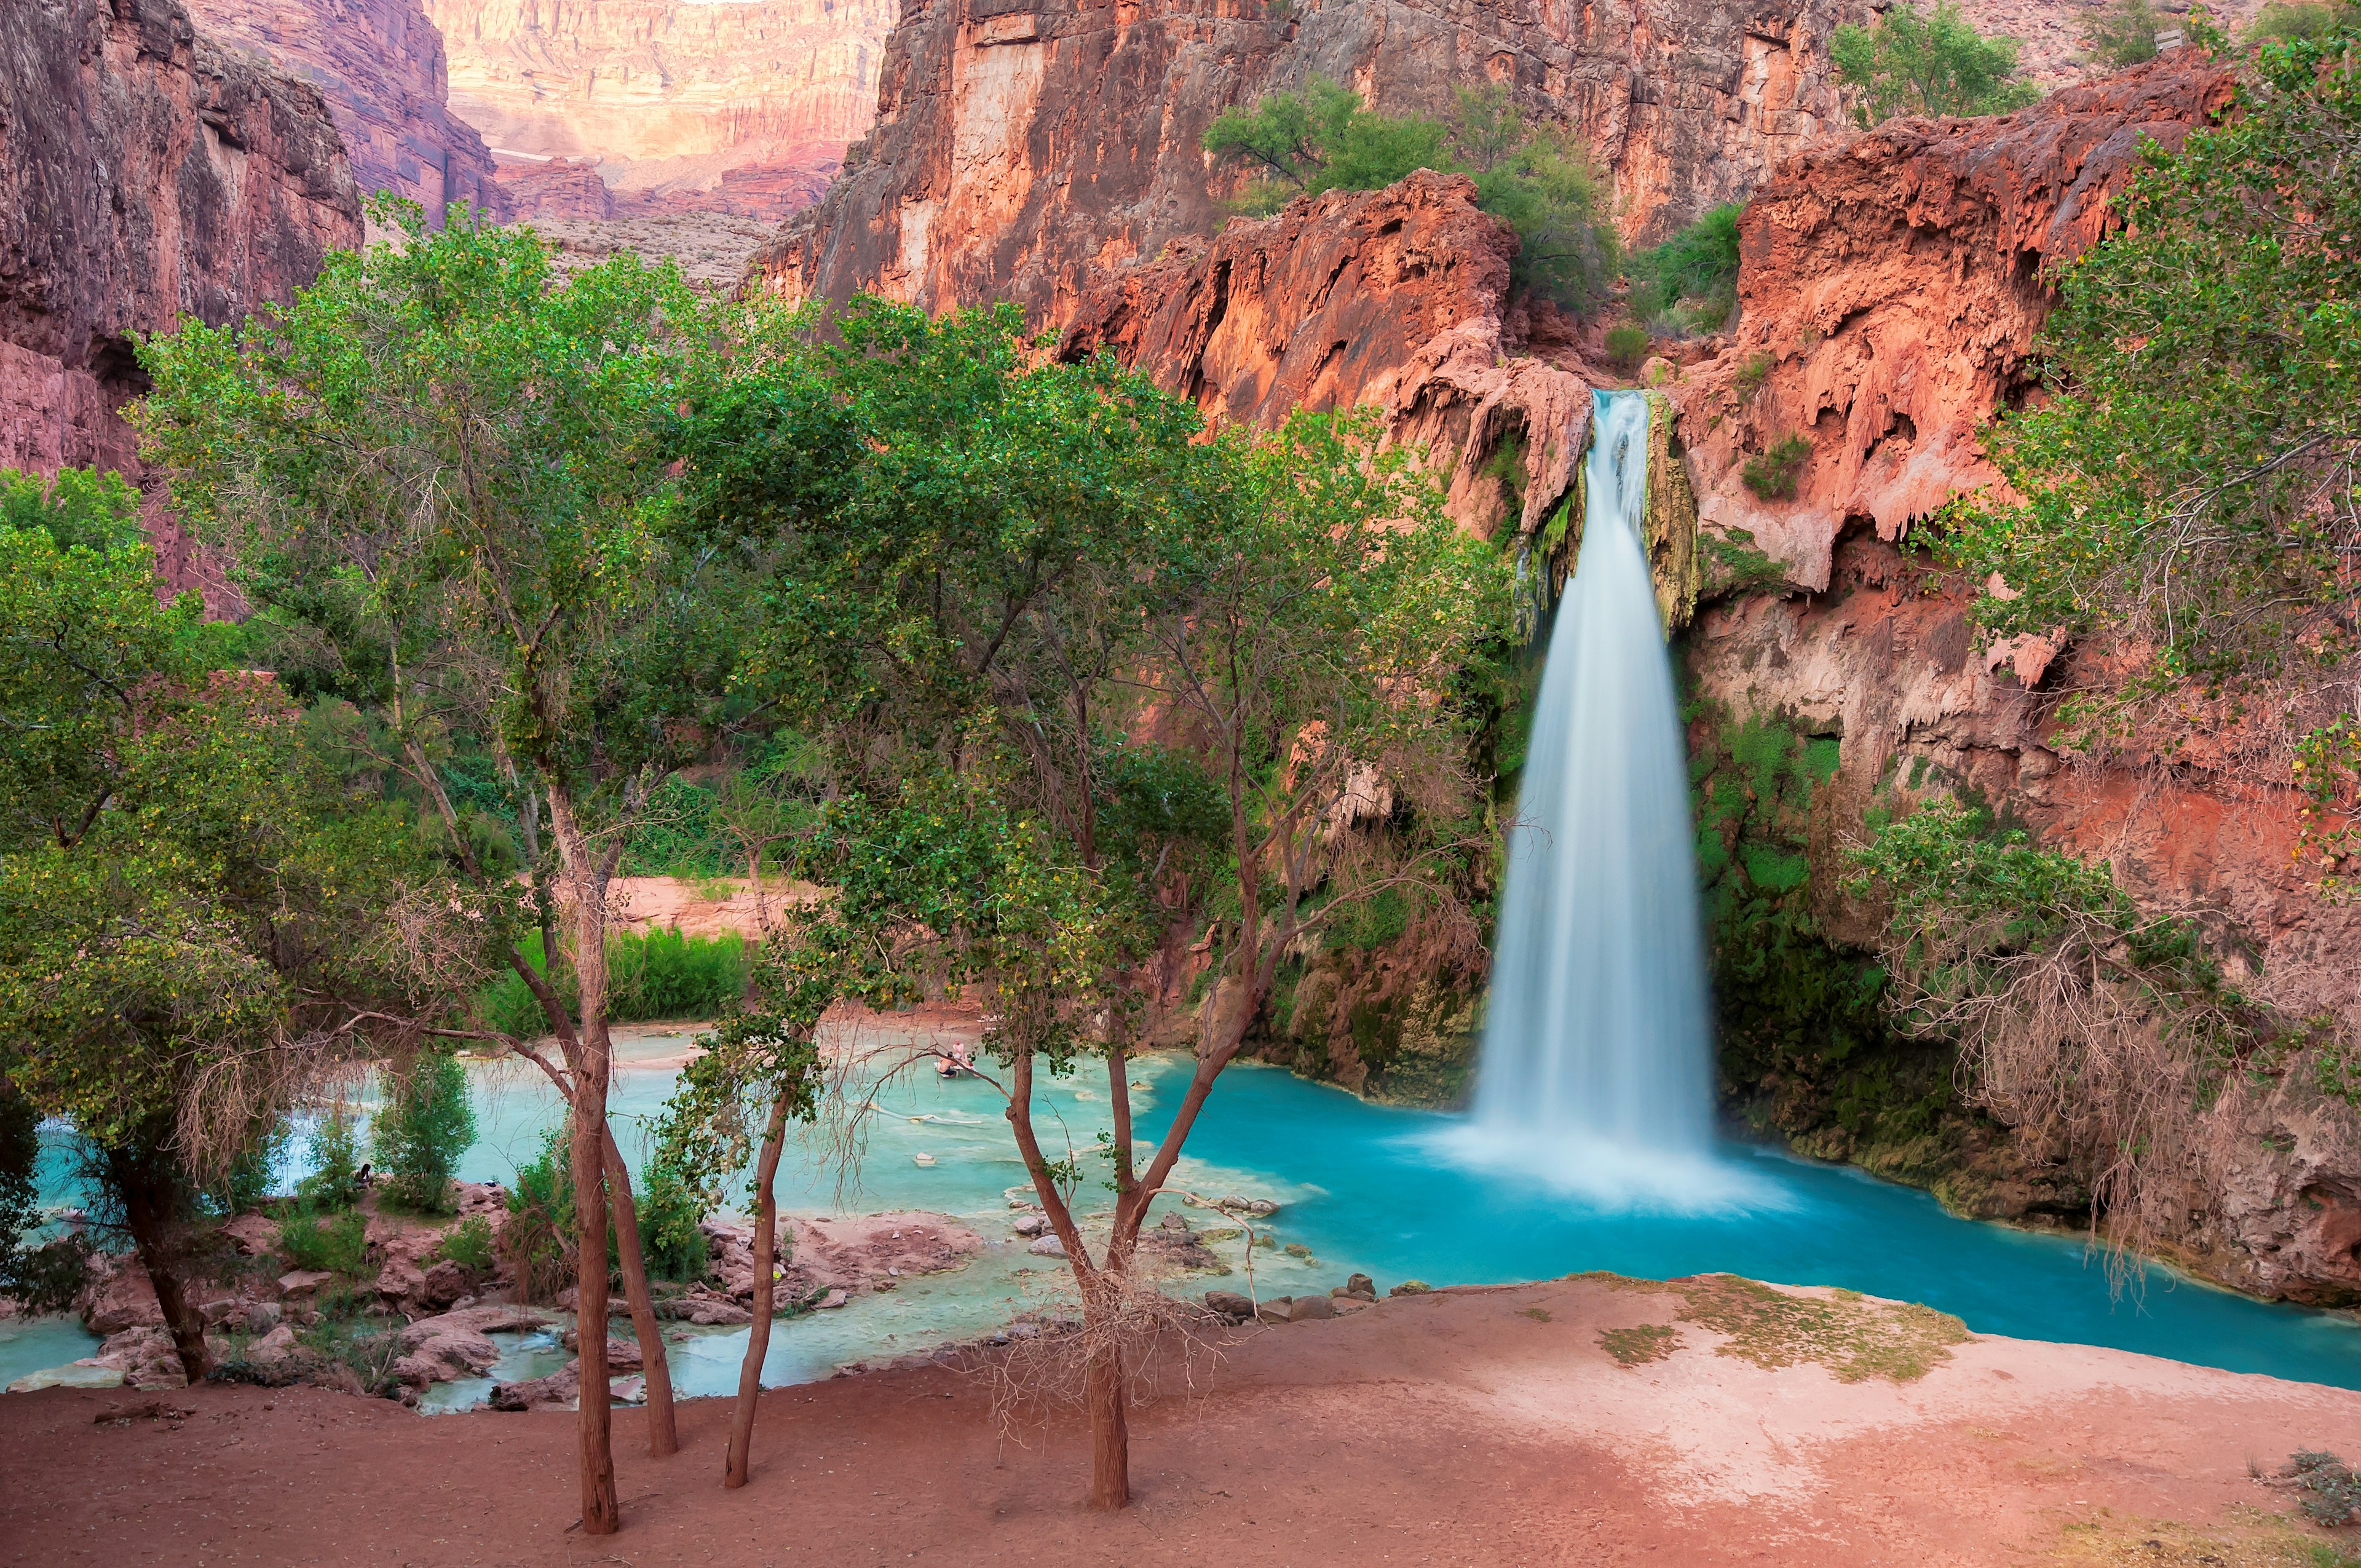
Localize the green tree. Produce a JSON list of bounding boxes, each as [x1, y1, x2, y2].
[[1831, 0, 2041, 124], [0, 467, 141, 553], [1203, 81, 1619, 313], [2083, 0, 2162, 66], [133, 200, 778, 1513], [372, 1051, 477, 1213], [1629, 203, 1744, 330], [1940, 33, 2360, 694], [0, 521, 469, 1379]]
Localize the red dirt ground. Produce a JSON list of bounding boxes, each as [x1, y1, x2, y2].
[[3, 1276, 2356, 1567]]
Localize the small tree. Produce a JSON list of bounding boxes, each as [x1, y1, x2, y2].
[[133, 201, 803, 1517], [373, 1051, 477, 1213], [2084, 0, 2162, 66], [1832, 0, 2041, 123]]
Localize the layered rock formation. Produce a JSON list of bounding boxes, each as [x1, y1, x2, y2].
[[425, 0, 892, 220], [0, 0, 362, 603], [181, 0, 505, 220], [1665, 52, 2361, 1305], [752, 0, 1867, 323], [1667, 49, 2239, 595]]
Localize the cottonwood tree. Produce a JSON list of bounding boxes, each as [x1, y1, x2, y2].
[[134, 203, 820, 1528], [1830, 0, 2040, 123], [0, 513, 470, 1379], [692, 299, 1509, 1506]]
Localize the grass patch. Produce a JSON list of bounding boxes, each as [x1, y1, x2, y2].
[[1568, 1270, 1970, 1382], [2052, 1508, 2361, 1567], [1600, 1322, 1683, 1366]]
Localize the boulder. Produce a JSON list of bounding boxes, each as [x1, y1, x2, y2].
[[1338, 1273, 1378, 1301], [1026, 1235, 1067, 1259], [277, 1269, 335, 1298], [1285, 1294, 1336, 1323], [221, 1214, 280, 1255], [1254, 1297, 1292, 1326], [1011, 1214, 1050, 1238], [79, 1257, 163, 1334], [244, 1324, 299, 1369], [1389, 1280, 1433, 1296], [1203, 1290, 1256, 1323], [416, 1259, 470, 1311]]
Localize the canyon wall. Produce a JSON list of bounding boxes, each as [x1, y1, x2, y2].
[[751, 0, 1867, 325], [0, 0, 363, 600], [425, 0, 893, 220], [182, 0, 505, 220], [1666, 52, 2360, 1305]]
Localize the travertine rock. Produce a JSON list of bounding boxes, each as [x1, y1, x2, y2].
[[1668, 49, 2236, 593], [426, 0, 891, 216], [752, 0, 1870, 322], [181, 0, 505, 220], [1055, 172, 1598, 543]]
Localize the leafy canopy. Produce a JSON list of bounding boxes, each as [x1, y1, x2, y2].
[[1830, 0, 2041, 124]]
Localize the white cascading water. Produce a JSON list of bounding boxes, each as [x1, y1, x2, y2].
[[1455, 389, 1722, 1199]]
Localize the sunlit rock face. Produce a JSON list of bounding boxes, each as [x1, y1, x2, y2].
[[1666, 48, 2237, 595], [424, 0, 895, 220], [182, 0, 506, 219], [750, 0, 1869, 324], [0, 0, 363, 607]]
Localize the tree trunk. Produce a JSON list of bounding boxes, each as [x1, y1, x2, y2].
[[726, 1090, 794, 1489], [109, 1147, 208, 1384], [1085, 1337, 1130, 1509], [550, 786, 620, 1537], [602, 1130, 677, 1457]]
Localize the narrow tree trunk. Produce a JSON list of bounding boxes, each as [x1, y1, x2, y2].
[[603, 1130, 678, 1457], [111, 1149, 208, 1384], [726, 1090, 794, 1489], [1085, 1336, 1130, 1509], [550, 795, 621, 1536]]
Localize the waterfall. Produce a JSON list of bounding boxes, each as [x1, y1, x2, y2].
[[1458, 389, 1720, 1195]]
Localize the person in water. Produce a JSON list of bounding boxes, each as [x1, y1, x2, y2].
[[934, 1042, 976, 1078]]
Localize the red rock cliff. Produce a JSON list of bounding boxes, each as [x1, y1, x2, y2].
[[1671, 53, 2360, 1305], [0, 0, 363, 598], [1669, 49, 2237, 594], [749, 0, 1868, 325], [183, 0, 506, 220]]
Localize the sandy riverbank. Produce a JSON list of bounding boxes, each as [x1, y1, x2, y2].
[[2, 1273, 2355, 1566]]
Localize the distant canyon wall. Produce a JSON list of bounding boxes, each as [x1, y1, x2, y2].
[[0, 0, 363, 603], [751, 0, 1867, 325], [183, 0, 507, 220], [424, 0, 894, 219]]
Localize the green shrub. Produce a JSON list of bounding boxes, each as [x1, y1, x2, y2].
[[435, 1214, 497, 1274], [0, 466, 143, 552], [372, 1052, 476, 1214], [296, 1104, 362, 1211], [1604, 324, 1651, 371], [2285, 1450, 2361, 1527], [1741, 434, 1812, 499], [280, 1208, 369, 1276], [1201, 79, 1619, 314], [1629, 203, 1743, 330], [2248, 1, 2361, 39], [1733, 352, 1775, 400], [636, 1158, 711, 1283], [299, 1310, 403, 1398], [1831, 0, 2040, 124], [502, 1130, 574, 1302], [2081, 0, 2160, 65], [478, 926, 751, 1037]]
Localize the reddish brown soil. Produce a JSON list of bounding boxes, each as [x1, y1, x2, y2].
[[3, 1277, 2355, 1566]]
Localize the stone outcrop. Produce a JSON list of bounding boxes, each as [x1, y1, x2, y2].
[[1667, 49, 2237, 593], [1667, 52, 2361, 1305], [425, 0, 891, 218], [181, 0, 505, 220], [700, 1210, 985, 1310], [751, 0, 1867, 324], [1, 0, 360, 606]]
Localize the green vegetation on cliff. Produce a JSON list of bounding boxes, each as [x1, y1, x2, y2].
[[1831, 0, 2039, 124], [1202, 82, 1619, 313]]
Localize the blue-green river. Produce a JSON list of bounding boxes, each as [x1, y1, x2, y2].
[[9, 1037, 2358, 1399]]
